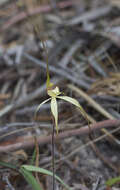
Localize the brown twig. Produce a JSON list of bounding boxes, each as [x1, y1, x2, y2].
[[0, 119, 120, 153], [1, 0, 76, 31]]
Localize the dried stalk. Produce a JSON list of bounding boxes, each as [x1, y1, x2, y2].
[[0, 119, 119, 153]]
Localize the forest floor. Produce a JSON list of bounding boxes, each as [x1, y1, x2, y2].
[[0, 0, 120, 189]]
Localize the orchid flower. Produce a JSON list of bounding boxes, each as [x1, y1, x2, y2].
[[35, 85, 86, 134], [35, 43, 87, 134]]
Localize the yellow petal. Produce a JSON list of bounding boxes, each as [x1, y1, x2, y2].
[[51, 97, 58, 134], [47, 90, 57, 97], [57, 96, 85, 117], [52, 86, 61, 95], [35, 98, 51, 119], [47, 86, 61, 97]]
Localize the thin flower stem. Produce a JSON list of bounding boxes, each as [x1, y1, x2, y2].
[[52, 117, 55, 190]]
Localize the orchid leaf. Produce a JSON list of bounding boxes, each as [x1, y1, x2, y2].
[[22, 165, 71, 190], [51, 97, 58, 134], [20, 167, 42, 190], [106, 176, 120, 186]]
